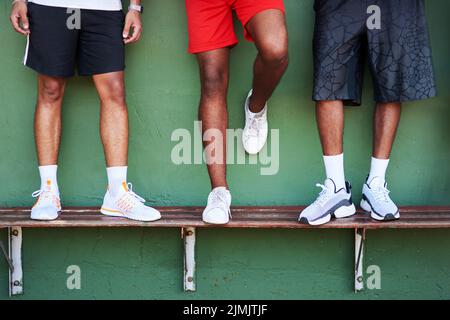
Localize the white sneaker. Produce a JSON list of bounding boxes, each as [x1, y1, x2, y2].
[[101, 182, 161, 222], [242, 89, 268, 155], [202, 187, 231, 225], [361, 176, 400, 221], [31, 180, 61, 221], [298, 179, 356, 226]]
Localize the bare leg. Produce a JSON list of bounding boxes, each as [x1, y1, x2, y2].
[[372, 102, 402, 159], [246, 9, 289, 112], [35, 75, 66, 165], [92, 71, 128, 167], [197, 48, 230, 189], [316, 100, 345, 155]]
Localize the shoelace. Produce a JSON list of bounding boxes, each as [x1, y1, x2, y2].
[[372, 185, 391, 203], [313, 183, 332, 207], [32, 189, 60, 207], [32, 189, 45, 198], [246, 114, 265, 138], [126, 183, 146, 202], [209, 189, 232, 218], [116, 183, 146, 213]]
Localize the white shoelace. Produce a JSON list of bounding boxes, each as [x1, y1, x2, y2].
[[32, 188, 59, 207], [126, 183, 146, 203], [246, 115, 265, 138], [372, 185, 391, 203], [32, 188, 59, 199], [313, 183, 332, 207], [116, 183, 146, 213], [209, 189, 231, 218], [32, 189, 46, 198]]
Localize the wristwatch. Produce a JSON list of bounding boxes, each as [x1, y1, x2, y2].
[[128, 4, 144, 14]]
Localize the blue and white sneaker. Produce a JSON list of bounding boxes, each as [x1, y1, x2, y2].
[[299, 179, 356, 226], [360, 176, 400, 221]]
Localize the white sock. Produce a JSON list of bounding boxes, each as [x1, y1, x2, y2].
[[107, 166, 127, 197], [39, 165, 59, 194], [323, 154, 346, 190], [368, 157, 389, 185]]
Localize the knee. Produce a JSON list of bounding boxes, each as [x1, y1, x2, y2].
[[39, 78, 65, 104], [200, 66, 228, 98], [259, 39, 289, 68], [100, 79, 126, 106]]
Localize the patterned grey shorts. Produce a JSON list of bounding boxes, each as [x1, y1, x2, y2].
[[312, 0, 437, 106]]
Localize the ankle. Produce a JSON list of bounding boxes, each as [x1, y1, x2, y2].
[[211, 182, 229, 191], [323, 154, 346, 190], [368, 157, 389, 184], [109, 181, 127, 197], [39, 165, 59, 192], [107, 166, 128, 197], [248, 95, 266, 114], [41, 179, 59, 193]]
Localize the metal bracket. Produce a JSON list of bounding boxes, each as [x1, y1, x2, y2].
[[0, 239, 13, 271], [182, 227, 196, 292], [354, 228, 366, 292], [8, 227, 23, 296]]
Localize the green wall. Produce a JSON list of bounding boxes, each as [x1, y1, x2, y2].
[[0, 1, 449, 299]]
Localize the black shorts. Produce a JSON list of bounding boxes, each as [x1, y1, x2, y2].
[[24, 3, 125, 77], [312, 0, 437, 106]]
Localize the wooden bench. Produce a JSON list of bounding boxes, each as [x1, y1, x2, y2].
[[1, 206, 450, 296]]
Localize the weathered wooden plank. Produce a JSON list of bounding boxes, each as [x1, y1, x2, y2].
[[2, 206, 450, 213], [0, 206, 450, 229], [0, 212, 380, 220]]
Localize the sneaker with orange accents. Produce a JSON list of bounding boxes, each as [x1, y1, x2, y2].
[[31, 180, 61, 221], [100, 182, 161, 222]]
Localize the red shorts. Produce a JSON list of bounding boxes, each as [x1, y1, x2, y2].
[[185, 0, 285, 54]]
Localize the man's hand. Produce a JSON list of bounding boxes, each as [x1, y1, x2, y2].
[[123, 10, 142, 44], [10, 1, 30, 35]]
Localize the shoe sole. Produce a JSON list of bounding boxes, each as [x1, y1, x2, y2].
[[360, 199, 400, 221], [202, 212, 230, 225], [299, 203, 356, 226], [100, 207, 161, 222], [202, 218, 230, 225], [30, 210, 61, 221], [30, 215, 60, 221]]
